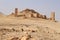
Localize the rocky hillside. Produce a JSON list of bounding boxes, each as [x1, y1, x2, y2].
[[0, 17, 60, 40]]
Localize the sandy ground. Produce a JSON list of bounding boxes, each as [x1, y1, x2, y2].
[[0, 17, 60, 40]]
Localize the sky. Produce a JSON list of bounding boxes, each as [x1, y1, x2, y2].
[[0, 0, 60, 20]]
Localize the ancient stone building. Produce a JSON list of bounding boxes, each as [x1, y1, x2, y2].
[[21, 9, 42, 18], [50, 12, 55, 21], [20, 9, 33, 18], [15, 8, 18, 17], [9, 8, 56, 20], [19, 9, 40, 18]]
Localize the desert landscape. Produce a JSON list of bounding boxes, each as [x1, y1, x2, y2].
[[0, 8, 60, 40]]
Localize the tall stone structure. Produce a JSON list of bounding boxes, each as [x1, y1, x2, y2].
[[43, 15, 47, 19], [50, 12, 55, 21], [15, 8, 18, 17]]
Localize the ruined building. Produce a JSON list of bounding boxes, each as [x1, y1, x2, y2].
[[15, 8, 18, 17], [10, 8, 55, 21], [50, 12, 55, 21]]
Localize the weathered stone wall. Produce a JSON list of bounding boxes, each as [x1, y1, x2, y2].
[[11, 8, 56, 20], [38, 14, 43, 18], [32, 13, 37, 18]]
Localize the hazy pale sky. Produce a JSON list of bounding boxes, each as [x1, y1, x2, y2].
[[0, 0, 60, 20]]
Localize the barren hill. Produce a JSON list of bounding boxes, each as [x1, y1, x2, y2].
[[0, 17, 60, 40]]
